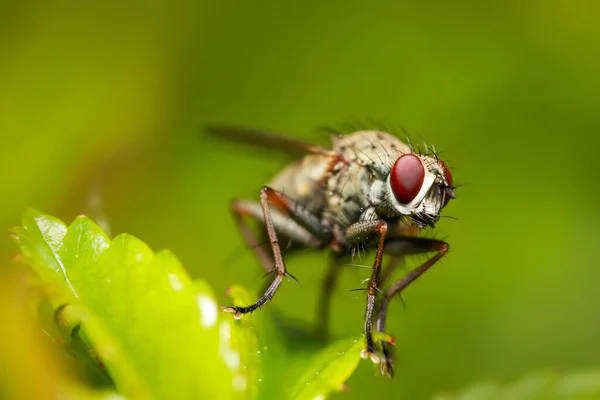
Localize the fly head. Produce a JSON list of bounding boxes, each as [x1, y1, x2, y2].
[[379, 152, 455, 228]]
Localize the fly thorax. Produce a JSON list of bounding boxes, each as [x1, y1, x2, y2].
[[368, 179, 385, 206], [325, 161, 376, 227]]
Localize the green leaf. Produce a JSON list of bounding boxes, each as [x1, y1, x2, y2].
[[220, 285, 263, 399], [223, 284, 288, 400], [433, 370, 600, 400], [12, 208, 387, 400], [12, 209, 239, 399], [290, 331, 394, 400], [11, 209, 70, 287]]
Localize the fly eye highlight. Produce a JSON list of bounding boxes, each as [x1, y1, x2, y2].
[[390, 154, 425, 204]]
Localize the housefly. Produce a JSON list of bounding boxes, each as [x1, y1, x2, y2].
[[207, 125, 456, 376]]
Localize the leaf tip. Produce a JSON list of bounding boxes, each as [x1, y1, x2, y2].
[[23, 207, 41, 217], [22, 208, 47, 225], [72, 214, 91, 225]]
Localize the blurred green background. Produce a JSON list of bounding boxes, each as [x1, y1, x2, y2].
[[2, 0, 600, 399]]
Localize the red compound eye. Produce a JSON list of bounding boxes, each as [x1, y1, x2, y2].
[[390, 154, 425, 204], [438, 160, 453, 187]]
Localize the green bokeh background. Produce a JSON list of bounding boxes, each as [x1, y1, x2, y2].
[[2, 1, 600, 399]]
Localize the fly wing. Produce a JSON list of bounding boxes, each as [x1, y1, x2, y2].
[[205, 125, 329, 157]]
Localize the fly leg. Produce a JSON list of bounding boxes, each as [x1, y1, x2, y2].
[[374, 256, 404, 327], [315, 253, 344, 339], [345, 220, 388, 361], [380, 256, 403, 289], [231, 202, 274, 275], [376, 236, 449, 376], [224, 186, 329, 319]]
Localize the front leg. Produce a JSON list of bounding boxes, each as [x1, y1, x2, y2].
[[376, 236, 449, 376], [224, 186, 327, 319], [345, 219, 388, 362]]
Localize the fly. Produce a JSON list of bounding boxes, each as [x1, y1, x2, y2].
[[206, 125, 456, 377]]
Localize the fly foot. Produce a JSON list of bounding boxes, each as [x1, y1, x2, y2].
[[380, 356, 394, 378], [360, 348, 383, 364], [381, 343, 395, 377], [222, 306, 243, 320]]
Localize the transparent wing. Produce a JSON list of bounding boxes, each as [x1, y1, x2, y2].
[[204, 124, 329, 157]]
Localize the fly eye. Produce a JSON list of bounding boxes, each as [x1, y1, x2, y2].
[[390, 154, 425, 204], [438, 160, 453, 187]]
